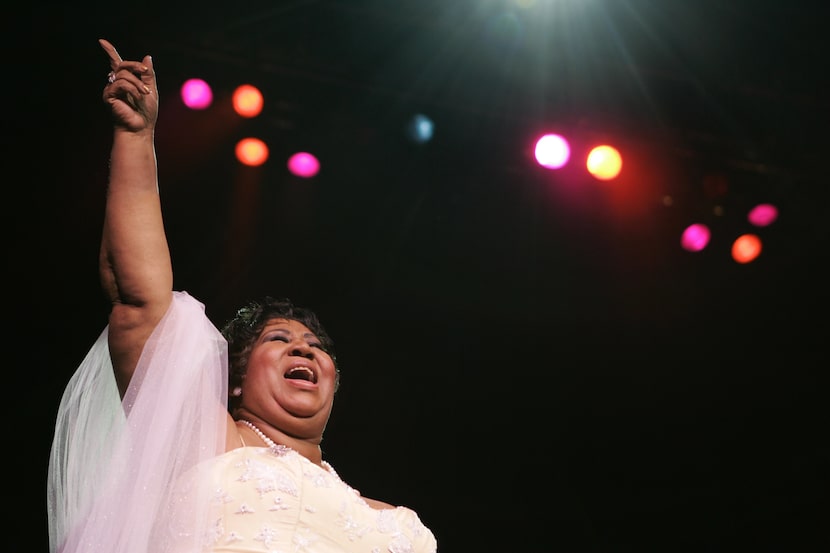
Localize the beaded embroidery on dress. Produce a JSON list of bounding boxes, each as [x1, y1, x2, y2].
[[167, 444, 437, 552]]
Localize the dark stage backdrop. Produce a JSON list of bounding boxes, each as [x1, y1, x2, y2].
[[11, 1, 829, 551]]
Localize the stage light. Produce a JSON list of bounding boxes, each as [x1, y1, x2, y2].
[[232, 84, 264, 118], [406, 114, 434, 144], [287, 152, 320, 178], [180, 78, 213, 110], [586, 145, 622, 181], [680, 223, 711, 252], [513, 0, 537, 9], [747, 203, 778, 227], [731, 233, 762, 264], [534, 133, 570, 169], [235, 138, 269, 166]]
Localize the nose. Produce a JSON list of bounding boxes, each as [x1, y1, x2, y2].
[[290, 341, 314, 359]]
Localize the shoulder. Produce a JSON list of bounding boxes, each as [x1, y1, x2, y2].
[[225, 415, 247, 451], [360, 496, 397, 510]]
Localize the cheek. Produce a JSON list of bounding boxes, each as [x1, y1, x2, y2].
[[319, 355, 337, 378], [242, 365, 266, 388], [245, 349, 281, 380]]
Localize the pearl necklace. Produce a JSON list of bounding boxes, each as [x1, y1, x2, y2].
[[238, 419, 341, 480]]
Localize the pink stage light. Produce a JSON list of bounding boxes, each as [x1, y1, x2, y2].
[[747, 203, 779, 227], [287, 152, 320, 178], [534, 133, 570, 169], [681, 223, 711, 252], [180, 78, 213, 110]]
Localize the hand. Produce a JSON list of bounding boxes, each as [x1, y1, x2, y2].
[[100, 39, 158, 132]]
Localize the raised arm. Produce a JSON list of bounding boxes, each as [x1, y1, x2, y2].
[[98, 39, 173, 396]]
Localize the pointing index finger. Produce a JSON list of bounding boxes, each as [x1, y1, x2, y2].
[[99, 38, 123, 69]]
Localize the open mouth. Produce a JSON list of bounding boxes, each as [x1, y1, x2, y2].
[[285, 366, 317, 384]]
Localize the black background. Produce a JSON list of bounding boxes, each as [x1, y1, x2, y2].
[[12, 1, 830, 551]]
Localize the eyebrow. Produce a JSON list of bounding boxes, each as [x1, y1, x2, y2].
[[266, 326, 319, 341]]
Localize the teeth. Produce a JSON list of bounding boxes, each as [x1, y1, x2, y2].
[[286, 367, 315, 383]]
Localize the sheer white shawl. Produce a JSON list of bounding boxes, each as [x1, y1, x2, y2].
[[47, 291, 228, 553]]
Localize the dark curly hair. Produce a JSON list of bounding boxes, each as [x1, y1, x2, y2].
[[221, 296, 339, 414]]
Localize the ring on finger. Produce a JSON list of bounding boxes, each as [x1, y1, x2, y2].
[[107, 71, 116, 84]]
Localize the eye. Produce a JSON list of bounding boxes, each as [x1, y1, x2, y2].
[[267, 335, 289, 343]]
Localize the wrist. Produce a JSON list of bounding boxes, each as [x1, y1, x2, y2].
[[113, 127, 155, 141]]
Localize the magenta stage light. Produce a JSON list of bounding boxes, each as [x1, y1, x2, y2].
[[681, 223, 711, 252], [180, 78, 213, 110], [747, 203, 779, 227], [287, 152, 320, 178]]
